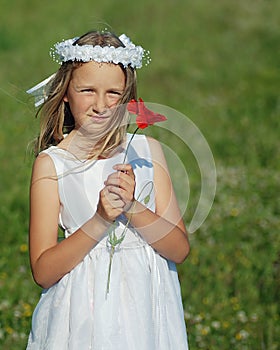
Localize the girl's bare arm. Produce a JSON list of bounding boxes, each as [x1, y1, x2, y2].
[[111, 137, 190, 263], [29, 154, 121, 289]]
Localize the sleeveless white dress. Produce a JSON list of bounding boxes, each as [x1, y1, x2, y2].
[[27, 134, 188, 350]]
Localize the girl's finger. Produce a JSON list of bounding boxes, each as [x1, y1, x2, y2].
[[113, 163, 134, 175], [102, 188, 125, 208], [105, 171, 134, 189]]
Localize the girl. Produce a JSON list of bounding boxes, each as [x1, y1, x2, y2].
[[27, 30, 190, 349]]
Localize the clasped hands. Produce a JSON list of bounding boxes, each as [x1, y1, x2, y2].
[[97, 164, 136, 223]]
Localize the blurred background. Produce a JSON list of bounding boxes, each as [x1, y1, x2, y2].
[[0, 0, 279, 348]]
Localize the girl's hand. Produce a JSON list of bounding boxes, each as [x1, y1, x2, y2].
[[96, 164, 135, 222], [106, 163, 135, 211], [96, 187, 124, 223]]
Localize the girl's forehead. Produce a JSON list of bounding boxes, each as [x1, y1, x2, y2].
[[71, 61, 125, 85], [73, 61, 123, 75]]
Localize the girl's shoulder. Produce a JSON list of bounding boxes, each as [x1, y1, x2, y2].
[[145, 135, 161, 147], [145, 136, 165, 159], [129, 133, 160, 149], [31, 151, 57, 183], [35, 149, 56, 167], [128, 134, 166, 170]]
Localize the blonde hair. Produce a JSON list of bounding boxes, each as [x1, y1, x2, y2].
[[35, 30, 137, 158]]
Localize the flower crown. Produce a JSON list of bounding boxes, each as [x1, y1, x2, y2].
[[27, 33, 151, 106], [50, 34, 150, 69]]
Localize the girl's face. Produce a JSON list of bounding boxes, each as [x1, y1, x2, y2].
[[64, 61, 125, 128]]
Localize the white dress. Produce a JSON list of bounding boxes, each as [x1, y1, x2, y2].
[[27, 134, 188, 350]]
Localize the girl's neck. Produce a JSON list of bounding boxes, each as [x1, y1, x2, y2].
[[56, 129, 127, 161]]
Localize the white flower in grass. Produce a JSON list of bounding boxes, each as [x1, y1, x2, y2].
[[235, 329, 249, 340], [211, 321, 221, 329], [237, 310, 248, 323]]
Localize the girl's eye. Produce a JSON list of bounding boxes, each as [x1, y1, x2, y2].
[[81, 89, 93, 93], [109, 91, 122, 96]]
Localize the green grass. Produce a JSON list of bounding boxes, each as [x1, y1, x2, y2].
[[1, 0, 279, 348]]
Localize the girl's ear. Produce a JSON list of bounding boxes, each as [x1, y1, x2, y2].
[[63, 94, 69, 102]]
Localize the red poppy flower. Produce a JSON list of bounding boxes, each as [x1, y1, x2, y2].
[[127, 98, 167, 129]]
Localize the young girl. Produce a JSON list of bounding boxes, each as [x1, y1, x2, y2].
[[26, 30, 190, 349]]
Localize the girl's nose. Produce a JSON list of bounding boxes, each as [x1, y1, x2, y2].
[[92, 96, 108, 114]]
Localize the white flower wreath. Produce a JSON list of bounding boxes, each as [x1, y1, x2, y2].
[[50, 34, 150, 69]]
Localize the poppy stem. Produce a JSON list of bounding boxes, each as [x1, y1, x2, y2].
[[123, 127, 139, 163]]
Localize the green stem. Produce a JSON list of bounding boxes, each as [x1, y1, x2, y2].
[[106, 246, 115, 295], [106, 126, 154, 295], [105, 181, 154, 295], [123, 127, 139, 163]]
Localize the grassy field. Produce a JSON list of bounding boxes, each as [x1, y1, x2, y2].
[[1, 0, 279, 348]]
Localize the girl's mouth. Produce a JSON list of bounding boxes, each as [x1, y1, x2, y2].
[[89, 114, 111, 122]]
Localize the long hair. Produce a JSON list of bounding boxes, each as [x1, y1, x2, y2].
[[35, 30, 137, 158]]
